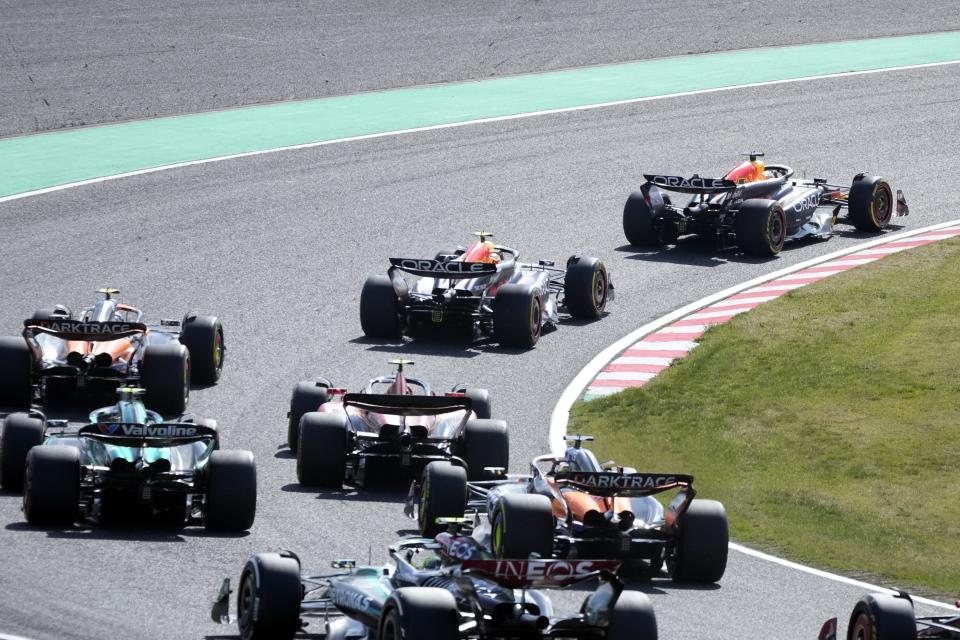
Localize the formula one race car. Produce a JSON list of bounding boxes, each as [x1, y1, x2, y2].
[[288, 359, 507, 487], [0, 288, 225, 413], [623, 153, 909, 256], [360, 232, 613, 348], [0, 387, 255, 531], [212, 531, 657, 640], [818, 591, 960, 640], [410, 435, 728, 583]]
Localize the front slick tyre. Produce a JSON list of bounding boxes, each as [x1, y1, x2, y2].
[[607, 591, 658, 640], [379, 587, 459, 640], [417, 461, 467, 537], [237, 553, 302, 640], [179, 314, 224, 385], [848, 175, 894, 232], [847, 593, 917, 640], [735, 199, 786, 257], [493, 284, 541, 348], [492, 493, 553, 559], [564, 256, 609, 319]]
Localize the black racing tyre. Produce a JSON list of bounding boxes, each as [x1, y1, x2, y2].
[[360, 275, 401, 338], [237, 553, 302, 640], [491, 493, 554, 559], [179, 314, 225, 385], [493, 284, 542, 348], [734, 199, 787, 257], [848, 175, 894, 232], [141, 343, 190, 414], [297, 412, 347, 488], [417, 461, 467, 537], [0, 413, 45, 491], [564, 256, 609, 319], [379, 587, 459, 640], [205, 450, 257, 531], [23, 445, 80, 526], [459, 419, 508, 481], [607, 591, 658, 640], [461, 387, 491, 419], [669, 499, 729, 584], [0, 336, 32, 407], [287, 380, 329, 453], [623, 184, 666, 247], [847, 593, 917, 640]]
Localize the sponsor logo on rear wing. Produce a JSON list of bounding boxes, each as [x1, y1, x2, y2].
[[460, 559, 621, 588], [79, 422, 217, 441], [389, 257, 498, 279], [343, 392, 472, 416], [24, 319, 148, 341], [554, 471, 694, 495], [643, 174, 737, 193]]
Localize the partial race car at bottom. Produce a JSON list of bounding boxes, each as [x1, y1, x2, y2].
[[213, 531, 658, 640], [0, 387, 255, 531], [818, 591, 960, 640]]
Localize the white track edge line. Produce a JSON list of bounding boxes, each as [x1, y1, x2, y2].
[[0, 632, 37, 640], [730, 544, 956, 611], [2, 60, 959, 205], [549, 219, 960, 608]]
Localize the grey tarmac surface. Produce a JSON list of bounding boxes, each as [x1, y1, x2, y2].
[[0, 64, 957, 638], [1, 0, 959, 136]]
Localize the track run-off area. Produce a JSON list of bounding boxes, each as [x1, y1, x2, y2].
[[1, 8, 959, 639]]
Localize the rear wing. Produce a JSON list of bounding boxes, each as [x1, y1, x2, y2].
[[343, 393, 472, 416], [459, 559, 621, 588], [78, 422, 216, 447], [643, 174, 737, 193], [24, 319, 147, 341], [388, 257, 498, 279], [553, 471, 694, 496]]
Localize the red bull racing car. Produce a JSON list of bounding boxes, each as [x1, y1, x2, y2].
[[360, 232, 612, 348], [0, 288, 224, 413], [623, 153, 909, 256], [288, 360, 507, 488]]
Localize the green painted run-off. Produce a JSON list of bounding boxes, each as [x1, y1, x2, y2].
[[2, 31, 960, 198]]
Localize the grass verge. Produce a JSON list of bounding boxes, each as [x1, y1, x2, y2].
[[569, 237, 960, 597]]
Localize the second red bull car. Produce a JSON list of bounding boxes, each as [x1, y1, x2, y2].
[[623, 153, 909, 257], [360, 232, 613, 348]]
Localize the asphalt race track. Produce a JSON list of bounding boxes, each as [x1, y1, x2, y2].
[[1, 4, 958, 639]]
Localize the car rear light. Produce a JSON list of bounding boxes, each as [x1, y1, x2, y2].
[[444, 392, 465, 397], [327, 387, 347, 396]]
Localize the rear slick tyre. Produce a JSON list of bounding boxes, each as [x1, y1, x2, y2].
[[493, 284, 541, 348], [205, 450, 257, 531], [0, 413, 45, 491], [23, 446, 80, 526], [297, 412, 347, 488], [491, 493, 554, 559], [360, 275, 401, 338]]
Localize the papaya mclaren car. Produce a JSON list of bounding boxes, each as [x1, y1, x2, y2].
[[360, 232, 613, 348], [623, 153, 909, 257], [0, 288, 225, 413], [817, 591, 960, 640], [410, 435, 728, 583], [212, 530, 657, 640], [288, 359, 508, 488], [0, 387, 255, 531]]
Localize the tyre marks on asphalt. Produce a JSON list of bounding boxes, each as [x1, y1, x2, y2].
[[582, 224, 960, 400]]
